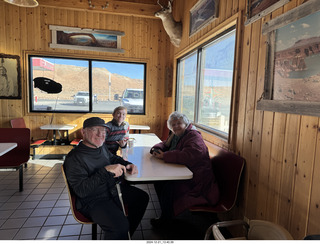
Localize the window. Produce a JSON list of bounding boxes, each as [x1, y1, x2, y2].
[[176, 27, 236, 139], [28, 56, 146, 114]]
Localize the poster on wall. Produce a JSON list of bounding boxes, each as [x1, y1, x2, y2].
[[0, 53, 21, 99], [189, 0, 219, 36], [257, 0, 320, 116], [49, 25, 125, 53], [245, 0, 290, 25]]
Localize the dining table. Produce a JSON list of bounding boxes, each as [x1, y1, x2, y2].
[[0, 143, 17, 156], [40, 124, 77, 145], [129, 125, 150, 134], [122, 133, 193, 182]]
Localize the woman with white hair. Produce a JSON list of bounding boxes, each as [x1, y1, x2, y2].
[[150, 111, 220, 228]]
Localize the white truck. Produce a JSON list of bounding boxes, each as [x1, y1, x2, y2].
[[114, 88, 144, 113], [72, 91, 97, 105]]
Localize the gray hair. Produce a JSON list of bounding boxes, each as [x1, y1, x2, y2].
[[167, 111, 190, 131]]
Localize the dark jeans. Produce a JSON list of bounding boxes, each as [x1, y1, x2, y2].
[[80, 183, 149, 240], [154, 181, 175, 219]]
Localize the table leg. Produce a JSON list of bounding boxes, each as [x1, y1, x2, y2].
[[53, 130, 56, 145]]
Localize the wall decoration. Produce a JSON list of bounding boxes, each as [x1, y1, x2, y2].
[[245, 0, 290, 26], [0, 53, 21, 99], [257, 0, 320, 117], [189, 0, 219, 36], [49, 25, 125, 53]]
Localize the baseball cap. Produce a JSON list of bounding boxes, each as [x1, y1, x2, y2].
[[83, 117, 107, 129]]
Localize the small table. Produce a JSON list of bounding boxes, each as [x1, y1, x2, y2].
[[40, 124, 77, 145], [0, 143, 17, 156], [130, 125, 150, 134], [122, 134, 193, 182]]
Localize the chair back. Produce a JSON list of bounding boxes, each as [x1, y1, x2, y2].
[[61, 165, 93, 224], [10, 118, 27, 128], [212, 150, 245, 211], [160, 120, 170, 141], [0, 128, 30, 167]]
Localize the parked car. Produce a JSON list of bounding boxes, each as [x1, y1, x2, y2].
[[114, 88, 144, 113], [72, 91, 97, 105]]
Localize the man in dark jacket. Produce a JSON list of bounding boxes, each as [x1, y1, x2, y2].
[[63, 117, 149, 240]]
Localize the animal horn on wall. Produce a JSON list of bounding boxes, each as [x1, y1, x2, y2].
[[155, 0, 182, 48]]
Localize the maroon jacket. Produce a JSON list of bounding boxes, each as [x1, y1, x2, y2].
[[152, 124, 220, 215]]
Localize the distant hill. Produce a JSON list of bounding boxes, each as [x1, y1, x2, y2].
[[33, 64, 143, 101]]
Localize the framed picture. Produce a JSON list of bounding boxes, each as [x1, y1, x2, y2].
[[0, 53, 21, 99], [49, 25, 125, 53], [245, 0, 290, 26], [189, 0, 219, 36], [257, 0, 320, 117]]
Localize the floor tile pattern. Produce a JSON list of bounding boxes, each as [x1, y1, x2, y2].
[[0, 159, 216, 240]]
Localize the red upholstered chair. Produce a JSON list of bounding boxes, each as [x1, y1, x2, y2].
[[189, 150, 245, 213], [10, 117, 46, 160], [0, 128, 30, 191], [61, 165, 97, 240], [160, 120, 170, 141], [70, 128, 83, 147]]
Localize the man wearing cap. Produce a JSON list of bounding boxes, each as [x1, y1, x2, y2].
[[63, 117, 149, 240]]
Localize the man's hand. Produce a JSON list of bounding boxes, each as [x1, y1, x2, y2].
[[126, 164, 138, 174], [117, 139, 127, 148], [105, 164, 126, 177]]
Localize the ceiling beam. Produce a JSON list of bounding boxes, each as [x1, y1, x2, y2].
[[37, 0, 160, 19]]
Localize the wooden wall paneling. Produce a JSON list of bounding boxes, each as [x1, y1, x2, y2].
[[248, 16, 268, 220], [4, 5, 12, 54], [256, 111, 273, 219], [33, 7, 41, 52], [217, 0, 226, 26], [225, 0, 233, 19], [242, 20, 261, 219], [40, 7, 48, 51], [232, 0, 240, 15], [307, 119, 320, 235], [235, 23, 251, 156], [266, 112, 287, 222], [278, 114, 300, 230], [290, 116, 318, 239], [0, 3, 5, 53]]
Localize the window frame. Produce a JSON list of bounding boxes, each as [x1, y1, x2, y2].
[[27, 54, 147, 115], [175, 25, 237, 141]]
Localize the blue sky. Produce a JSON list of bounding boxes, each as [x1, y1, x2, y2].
[[44, 58, 145, 80], [276, 11, 320, 51]]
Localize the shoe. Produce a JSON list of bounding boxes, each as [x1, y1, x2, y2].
[[150, 218, 168, 229]]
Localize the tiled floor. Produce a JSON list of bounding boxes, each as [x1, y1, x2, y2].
[[0, 158, 217, 240]]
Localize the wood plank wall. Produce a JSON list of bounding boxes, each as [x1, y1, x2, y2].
[[172, 0, 320, 240], [0, 1, 172, 140], [1, 0, 320, 239]]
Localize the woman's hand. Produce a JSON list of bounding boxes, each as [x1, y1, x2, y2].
[[105, 164, 126, 177], [153, 149, 164, 159], [117, 139, 127, 147], [126, 164, 138, 174]]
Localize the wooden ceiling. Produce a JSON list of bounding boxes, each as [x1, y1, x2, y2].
[[37, 0, 164, 18]]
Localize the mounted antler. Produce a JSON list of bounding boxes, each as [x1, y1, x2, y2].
[[155, 0, 182, 48]]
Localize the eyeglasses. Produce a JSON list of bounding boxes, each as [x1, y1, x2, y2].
[[87, 127, 106, 134]]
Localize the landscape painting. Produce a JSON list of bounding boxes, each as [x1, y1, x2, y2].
[[273, 10, 320, 102], [49, 25, 124, 53]]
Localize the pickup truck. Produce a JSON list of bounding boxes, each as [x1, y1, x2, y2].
[[73, 91, 97, 105], [114, 88, 144, 113]]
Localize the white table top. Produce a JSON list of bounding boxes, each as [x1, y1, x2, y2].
[[123, 133, 193, 182], [0, 143, 17, 156], [130, 125, 150, 130], [40, 124, 77, 130]]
